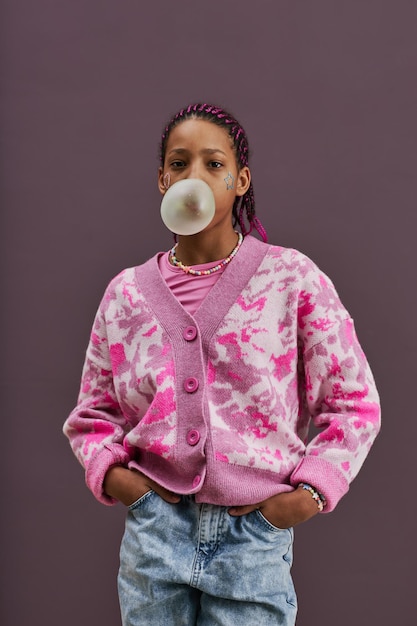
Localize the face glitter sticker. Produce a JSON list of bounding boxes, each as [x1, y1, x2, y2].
[[163, 173, 171, 189], [224, 172, 235, 190]]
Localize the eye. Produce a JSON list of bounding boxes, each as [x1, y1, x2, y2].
[[208, 161, 222, 168], [170, 160, 186, 169]]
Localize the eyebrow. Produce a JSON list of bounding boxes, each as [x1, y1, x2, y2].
[[167, 148, 228, 157]]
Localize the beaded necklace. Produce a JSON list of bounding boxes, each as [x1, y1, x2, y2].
[[169, 232, 243, 276]]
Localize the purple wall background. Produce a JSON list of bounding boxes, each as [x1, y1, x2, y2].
[[2, 1, 416, 624]]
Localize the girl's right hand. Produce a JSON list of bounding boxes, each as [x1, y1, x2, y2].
[[103, 465, 181, 507]]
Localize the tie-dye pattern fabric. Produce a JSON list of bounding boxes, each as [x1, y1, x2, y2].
[[63, 236, 380, 512]]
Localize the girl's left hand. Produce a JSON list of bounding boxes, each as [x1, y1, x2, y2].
[[228, 487, 320, 529]]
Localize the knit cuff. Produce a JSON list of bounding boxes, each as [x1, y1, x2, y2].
[[85, 443, 131, 505], [290, 455, 349, 513]]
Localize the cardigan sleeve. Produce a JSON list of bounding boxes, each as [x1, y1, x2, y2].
[[63, 295, 131, 505], [289, 265, 381, 511]]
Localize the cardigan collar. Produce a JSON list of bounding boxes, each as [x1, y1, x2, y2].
[[134, 235, 270, 344]]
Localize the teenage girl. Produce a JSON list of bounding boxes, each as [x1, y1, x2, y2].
[[64, 103, 381, 626]]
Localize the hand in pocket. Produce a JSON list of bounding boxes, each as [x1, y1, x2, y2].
[[103, 466, 181, 507]]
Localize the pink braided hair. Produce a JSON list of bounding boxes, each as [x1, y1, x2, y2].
[[159, 103, 268, 242]]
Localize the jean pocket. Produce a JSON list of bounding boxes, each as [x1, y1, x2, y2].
[[128, 489, 155, 511], [243, 511, 294, 560], [254, 509, 290, 533]]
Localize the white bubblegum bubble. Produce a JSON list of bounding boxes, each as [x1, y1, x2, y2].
[[160, 179, 215, 235]]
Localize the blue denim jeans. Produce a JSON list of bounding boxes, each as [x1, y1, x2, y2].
[[118, 492, 297, 625]]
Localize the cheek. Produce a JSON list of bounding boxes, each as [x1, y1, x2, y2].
[[223, 171, 235, 190]]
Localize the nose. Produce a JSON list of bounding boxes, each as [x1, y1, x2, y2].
[[188, 160, 204, 181]]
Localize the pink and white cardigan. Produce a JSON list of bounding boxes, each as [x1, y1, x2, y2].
[[63, 236, 381, 512]]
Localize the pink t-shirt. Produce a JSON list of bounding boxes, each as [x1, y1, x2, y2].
[[158, 251, 225, 315]]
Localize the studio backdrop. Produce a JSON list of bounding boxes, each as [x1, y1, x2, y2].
[[2, 1, 416, 625]]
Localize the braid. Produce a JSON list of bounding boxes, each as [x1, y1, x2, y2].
[[159, 103, 267, 242]]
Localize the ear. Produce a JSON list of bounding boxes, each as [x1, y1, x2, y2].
[[157, 167, 167, 195], [235, 166, 251, 197]]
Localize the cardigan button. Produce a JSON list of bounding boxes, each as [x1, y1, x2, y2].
[[192, 475, 201, 488], [184, 377, 199, 393], [186, 429, 200, 446], [183, 326, 197, 341]]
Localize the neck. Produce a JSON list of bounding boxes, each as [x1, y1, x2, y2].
[[174, 227, 240, 265]]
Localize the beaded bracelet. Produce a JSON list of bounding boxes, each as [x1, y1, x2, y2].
[[298, 482, 327, 512]]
